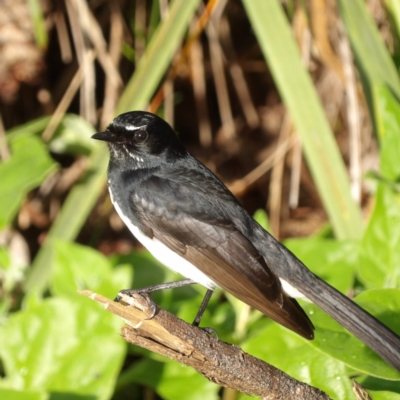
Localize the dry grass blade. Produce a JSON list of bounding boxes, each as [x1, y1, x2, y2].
[[190, 18, 212, 148], [100, 2, 124, 130], [65, 0, 96, 124], [42, 50, 96, 141], [148, 0, 220, 113], [206, 0, 236, 139], [54, 11, 72, 63], [220, 17, 259, 129], [228, 135, 298, 196], [338, 21, 361, 204], [71, 0, 122, 89], [269, 114, 292, 238]]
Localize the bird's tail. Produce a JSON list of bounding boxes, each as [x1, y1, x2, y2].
[[249, 223, 400, 371], [299, 271, 400, 370]]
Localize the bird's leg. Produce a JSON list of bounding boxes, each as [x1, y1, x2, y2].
[[115, 278, 196, 319], [192, 289, 218, 338]]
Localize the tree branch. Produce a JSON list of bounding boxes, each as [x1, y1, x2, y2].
[[80, 290, 331, 400]]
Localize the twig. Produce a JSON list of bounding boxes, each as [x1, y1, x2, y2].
[[80, 290, 330, 400], [228, 135, 298, 197]]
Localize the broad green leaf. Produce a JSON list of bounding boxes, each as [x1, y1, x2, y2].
[[0, 134, 57, 229], [359, 184, 400, 288], [355, 289, 400, 339], [49, 114, 97, 156], [253, 209, 270, 232], [242, 323, 354, 399], [285, 238, 358, 294], [120, 358, 219, 400], [242, 0, 363, 240], [51, 240, 132, 299], [7, 116, 51, 140], [156, 360, 219, 400], [302, 300, 400, 380], [25, 145, 108, 293], [0, 297, 125, 400], [0, 388, 47, 400], [357, 374, 400, 395], [369, 391, 400, 400]]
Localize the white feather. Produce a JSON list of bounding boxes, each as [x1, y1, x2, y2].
[[125, 124, 147, 131], [110, 188, 216, 290]]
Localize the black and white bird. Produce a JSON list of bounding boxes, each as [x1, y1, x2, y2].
[[92, 110, 400, 370]]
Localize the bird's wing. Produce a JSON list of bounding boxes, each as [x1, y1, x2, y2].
[[129, 169, 314, 339]]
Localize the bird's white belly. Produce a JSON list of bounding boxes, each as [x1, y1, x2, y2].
[[110, 189, 216, 290]]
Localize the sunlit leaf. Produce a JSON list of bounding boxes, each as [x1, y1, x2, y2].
[[0, 134, 57, 229], [359, 184, 400, 288], [0, 297, 126, 400], [285, 238, 358, 293], [0, 388, 47, 400], [242, 323, 354, 399], [51, 240, 132, 299]]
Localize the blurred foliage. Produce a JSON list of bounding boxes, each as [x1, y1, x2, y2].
[[1, 0, 400, 399]]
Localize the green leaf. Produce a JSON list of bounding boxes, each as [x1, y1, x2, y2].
[[156, 360, 219, 400], [253, 209, 270, 232], [375, 85, 400, 180], [302, 300, 400, 380], [337, 0, 400, 123], [122, 358, 219, 400], [51, 240, 132, 299], [285, 238, 358, 293], [25, 145, 108, 293], [386, 0, 400, 41], [242, 323, 355, 399], [242, 0, 363, 240], [49, 114, 97, 156], [0, 297, 126, 399], [359, 184, 400, 288], [0, 134, 57, 229], [355, 289, 400, 340], [0, 388, 47, 400], [358, 373, 400, 396], [369, 391, 400, 400], [27, 0, 48, 49]]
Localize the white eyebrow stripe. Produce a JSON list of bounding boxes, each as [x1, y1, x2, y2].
[[125, 124, 147, 131]]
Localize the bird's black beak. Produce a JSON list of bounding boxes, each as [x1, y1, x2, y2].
[[92, 131, 119, 143]]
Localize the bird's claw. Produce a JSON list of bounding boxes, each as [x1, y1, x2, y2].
[[114, 290, 158, 319], [196, 326, 219, 339]]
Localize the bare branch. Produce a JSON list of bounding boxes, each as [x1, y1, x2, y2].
[[80, 290, 331, 400]]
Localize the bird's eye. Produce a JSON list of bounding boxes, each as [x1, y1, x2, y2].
[[133, 130, 148, 143]]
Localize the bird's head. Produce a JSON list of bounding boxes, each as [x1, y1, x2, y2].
[[92, 111, 187, 167]]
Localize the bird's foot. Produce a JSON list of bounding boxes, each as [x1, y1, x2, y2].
[[115, 289, 157, 319]]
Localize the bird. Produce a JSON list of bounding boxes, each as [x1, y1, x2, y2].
[[92, 110, 400, 370]]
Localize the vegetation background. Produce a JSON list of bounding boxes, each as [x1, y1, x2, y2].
[[1, 0, 400, 399]]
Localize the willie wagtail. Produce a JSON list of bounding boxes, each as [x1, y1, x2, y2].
[[93, 111, 400, 370]]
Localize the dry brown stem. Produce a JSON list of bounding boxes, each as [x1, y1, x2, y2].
[[80, 290, 330, 400]]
